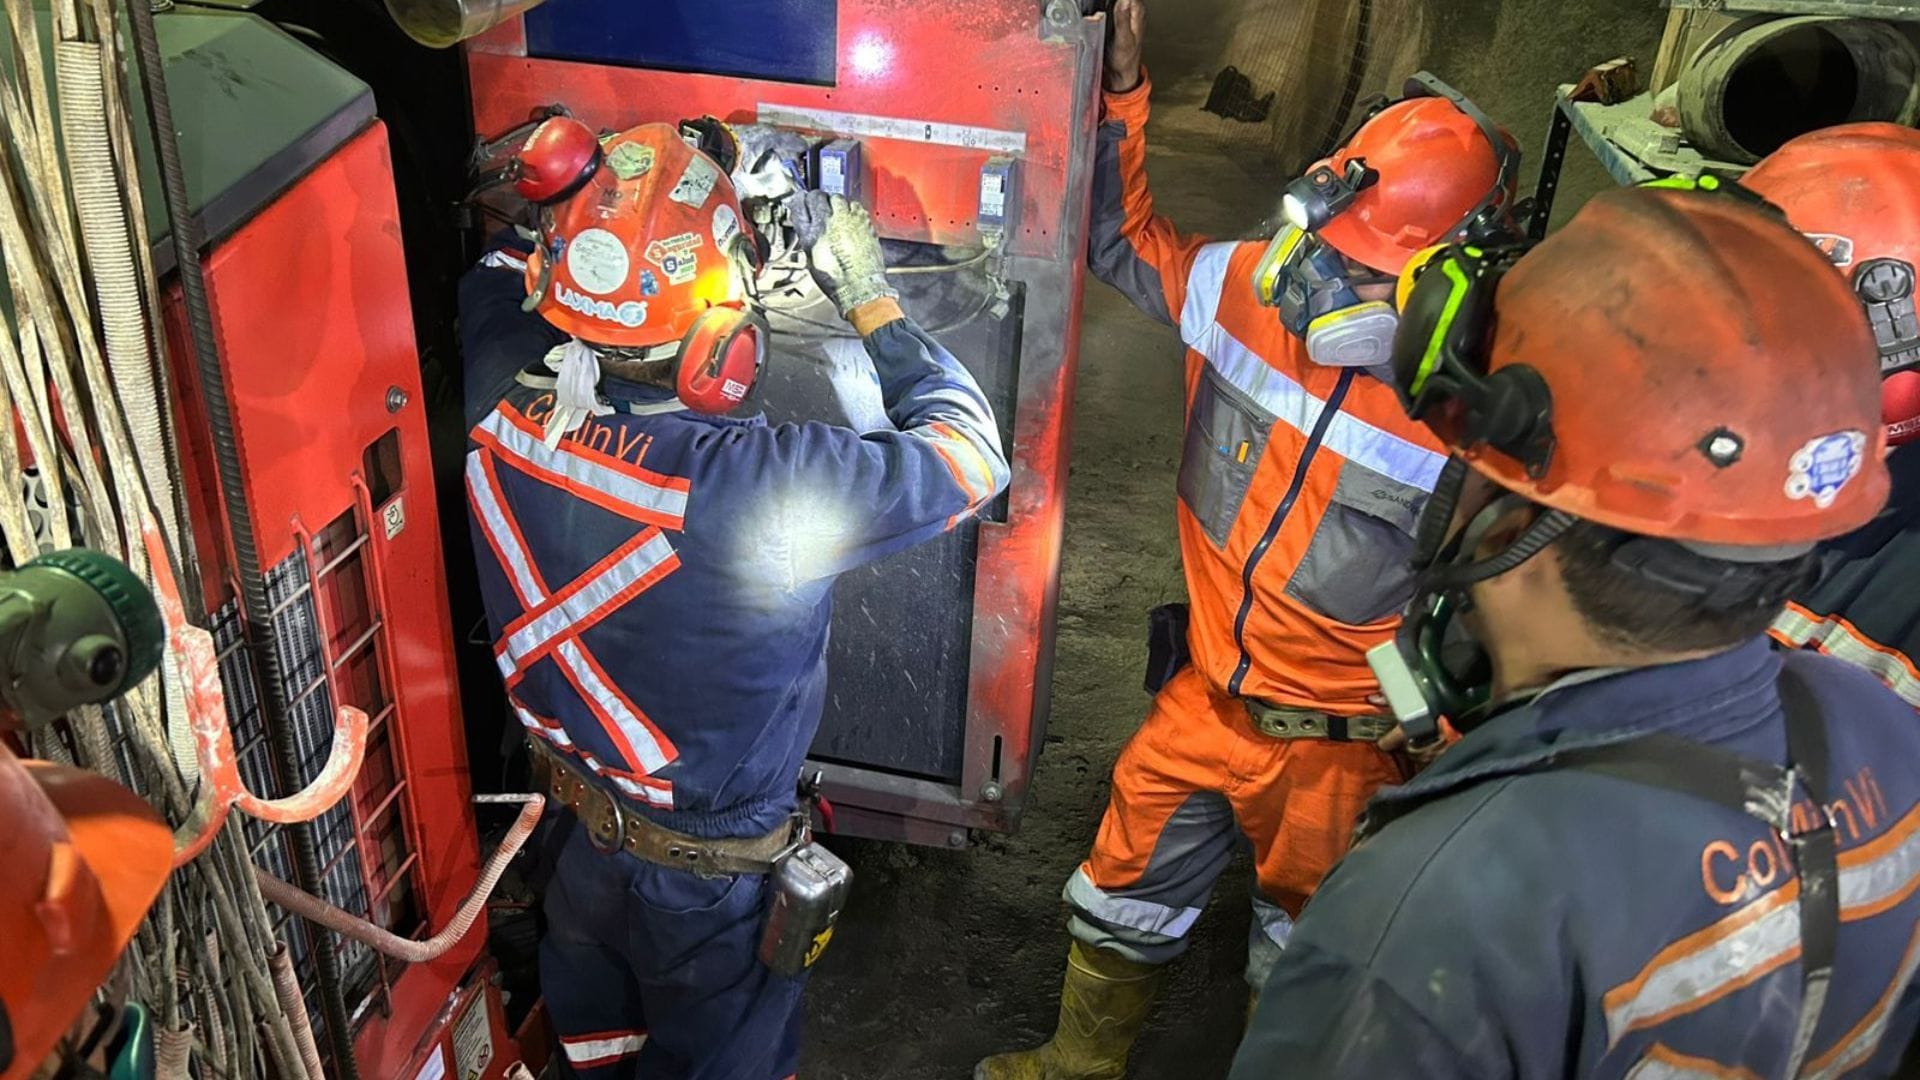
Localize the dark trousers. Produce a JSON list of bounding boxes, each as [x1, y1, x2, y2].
[[540, 819, 806, 1079]]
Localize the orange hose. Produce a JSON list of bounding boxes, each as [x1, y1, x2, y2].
[[257, 794, 543, 962]]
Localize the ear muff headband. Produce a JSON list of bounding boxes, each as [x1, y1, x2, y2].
[[1391, 243, 1557, 476]]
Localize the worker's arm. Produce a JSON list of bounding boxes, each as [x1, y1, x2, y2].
[[1087, 0, 1217, 330], [458, 231, 564, 430], [1229, 942, 1481, 1080], [740, 298, 1010, 588]]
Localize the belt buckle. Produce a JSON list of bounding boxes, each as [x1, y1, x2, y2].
[[587, 791, 627, 856]]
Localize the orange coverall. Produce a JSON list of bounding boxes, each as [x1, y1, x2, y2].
[[1069, 74, 1451, 983]]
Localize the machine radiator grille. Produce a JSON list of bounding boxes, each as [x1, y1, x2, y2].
[[219, 502, 425, 1055]]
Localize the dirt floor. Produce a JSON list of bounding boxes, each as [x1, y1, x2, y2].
[[799, 43, 1278, 1080]]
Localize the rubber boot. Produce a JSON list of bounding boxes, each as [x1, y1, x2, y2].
[[974, 941, 1164, 1080]]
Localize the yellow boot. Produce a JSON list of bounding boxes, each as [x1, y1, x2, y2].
[[974, 941, 1163, 1080]]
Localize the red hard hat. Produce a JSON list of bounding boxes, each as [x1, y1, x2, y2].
[[1, 744, 171, 1078], [1461, 188, 1889, 547], [1744, 122, 1920, 446], [527, 124, 752, 350], [513, 115, 603, 205], [1315, 95, 1518, 274]]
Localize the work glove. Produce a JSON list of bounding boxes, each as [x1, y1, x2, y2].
[[729, 124, 812, 201], [791, 190, 899, 319]]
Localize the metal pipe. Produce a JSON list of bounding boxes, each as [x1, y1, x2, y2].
[[257, 794, 545, 963], [271, 945, 325, 1080], [122, 2, 360, 1072]]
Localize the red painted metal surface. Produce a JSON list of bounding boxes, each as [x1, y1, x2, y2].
[[396, 962, 522, 1080], [469, 4, 1085, 257], [161, 123, 490, 1076], [468, 2, 1104, 841]]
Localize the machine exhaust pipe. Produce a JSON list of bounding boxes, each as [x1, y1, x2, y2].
[[384, 0, 550, 48]]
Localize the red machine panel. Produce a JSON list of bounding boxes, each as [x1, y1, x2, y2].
[[467, 3, 1105, 844], [164, 122, 503, 1076]]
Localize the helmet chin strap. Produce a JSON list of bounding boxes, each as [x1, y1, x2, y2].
[[1370, 460, 1577, 744]]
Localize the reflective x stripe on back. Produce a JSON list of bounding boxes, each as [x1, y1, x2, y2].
[[559, 1031, 648, 1069], [474, 403, 690, 530], [1774, 603, 1920, 708], [467, 406, 684, 799], [1176, 242, 1447, 494]]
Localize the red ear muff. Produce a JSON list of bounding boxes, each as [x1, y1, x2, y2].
[[676, 307, 767, 414]]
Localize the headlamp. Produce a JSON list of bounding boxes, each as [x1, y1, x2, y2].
[[1280, 158, 1378, 234]]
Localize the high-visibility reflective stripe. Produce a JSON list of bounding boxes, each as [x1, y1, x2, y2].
[[467, 450, 549, 606], [1625, 1045, 1764, 1080], [1801, 923, 1920, 1080], [1604, 806, 1920, 1049], [481, 250, 529, 273], [1603, 885, 1802, 1046], [1250, 892, 1295, 949], [1178, 242, 1236, 348], [1201, 327, 1447, 493], [512, 704, 574, 748], [1065, 868, 1203, 939], [923, 421, 999, 507], [1773, 604, 1920, 708], [560, 1031, 647, 1068], [498, 530, 679, 679], [476, 406, 689, 529], [1840, 802, 1920, 922], [558, 639, 676, 773], [520, 714, 675, 808]]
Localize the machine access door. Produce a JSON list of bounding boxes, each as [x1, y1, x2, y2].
[[470, 0, 1102, 844]]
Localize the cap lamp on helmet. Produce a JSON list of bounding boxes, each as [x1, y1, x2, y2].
[[1253, 73, 1520, 369]]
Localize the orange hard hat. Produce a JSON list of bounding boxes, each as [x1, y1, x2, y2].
[[1399, 187, 1889, 549], [1744, 122, 1920, 446], [1312, 77, 1520, 275], [0, 743, 170, 1078], [526, 123, 752, 350]]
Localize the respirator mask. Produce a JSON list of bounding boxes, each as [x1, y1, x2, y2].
[[1252, 218, 1400, 368]]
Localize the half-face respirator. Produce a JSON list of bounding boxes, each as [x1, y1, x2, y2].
[[1252, 224, 1399, 368]]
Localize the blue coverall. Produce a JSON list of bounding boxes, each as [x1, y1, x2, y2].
[[459, 238, 1009, 1080], [1232, 639, 1920, 1078]]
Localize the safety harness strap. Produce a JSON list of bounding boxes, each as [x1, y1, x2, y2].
[[1357, 667, 1836, 1066], [1549, 667, 1834, 1075]]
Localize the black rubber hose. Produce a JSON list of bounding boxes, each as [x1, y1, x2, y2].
[[123, 4, 361, 1077]]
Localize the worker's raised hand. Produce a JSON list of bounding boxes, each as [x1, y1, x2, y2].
[[1106, 0, 1145, 93], [793, 191, 899, 320]]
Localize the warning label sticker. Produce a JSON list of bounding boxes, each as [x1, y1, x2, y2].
[[452, 993, 494, 1080], [645, 232, 704, 286], [669, 155, 720, 207]]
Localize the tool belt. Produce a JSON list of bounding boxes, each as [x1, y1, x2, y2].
[[527, 739, 800, 877], [1242, 701, 1395, 743]]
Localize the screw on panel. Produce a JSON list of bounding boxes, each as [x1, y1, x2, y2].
[[947, 829, 968, 848], [386, 386, 409, 413], [981, 782, 1004, 803]]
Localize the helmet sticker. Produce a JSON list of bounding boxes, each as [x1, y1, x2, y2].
[[638, 269, 661, 297], [1784, 430, 1868, 509], [1806, 233, 1855, 268], [646, 232, 704, 286], [567, 228, 631, 296], [713, 204, 742, 252], [670, 155, 720, 207], [554, 280, 648, 328], [607, 142, 656, 181]]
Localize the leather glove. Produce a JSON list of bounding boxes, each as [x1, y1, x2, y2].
[[729, 124, 811, 201], [791, 190, 898, 318]]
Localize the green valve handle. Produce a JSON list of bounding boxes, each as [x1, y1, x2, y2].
[[0, 548, 165, 729]]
